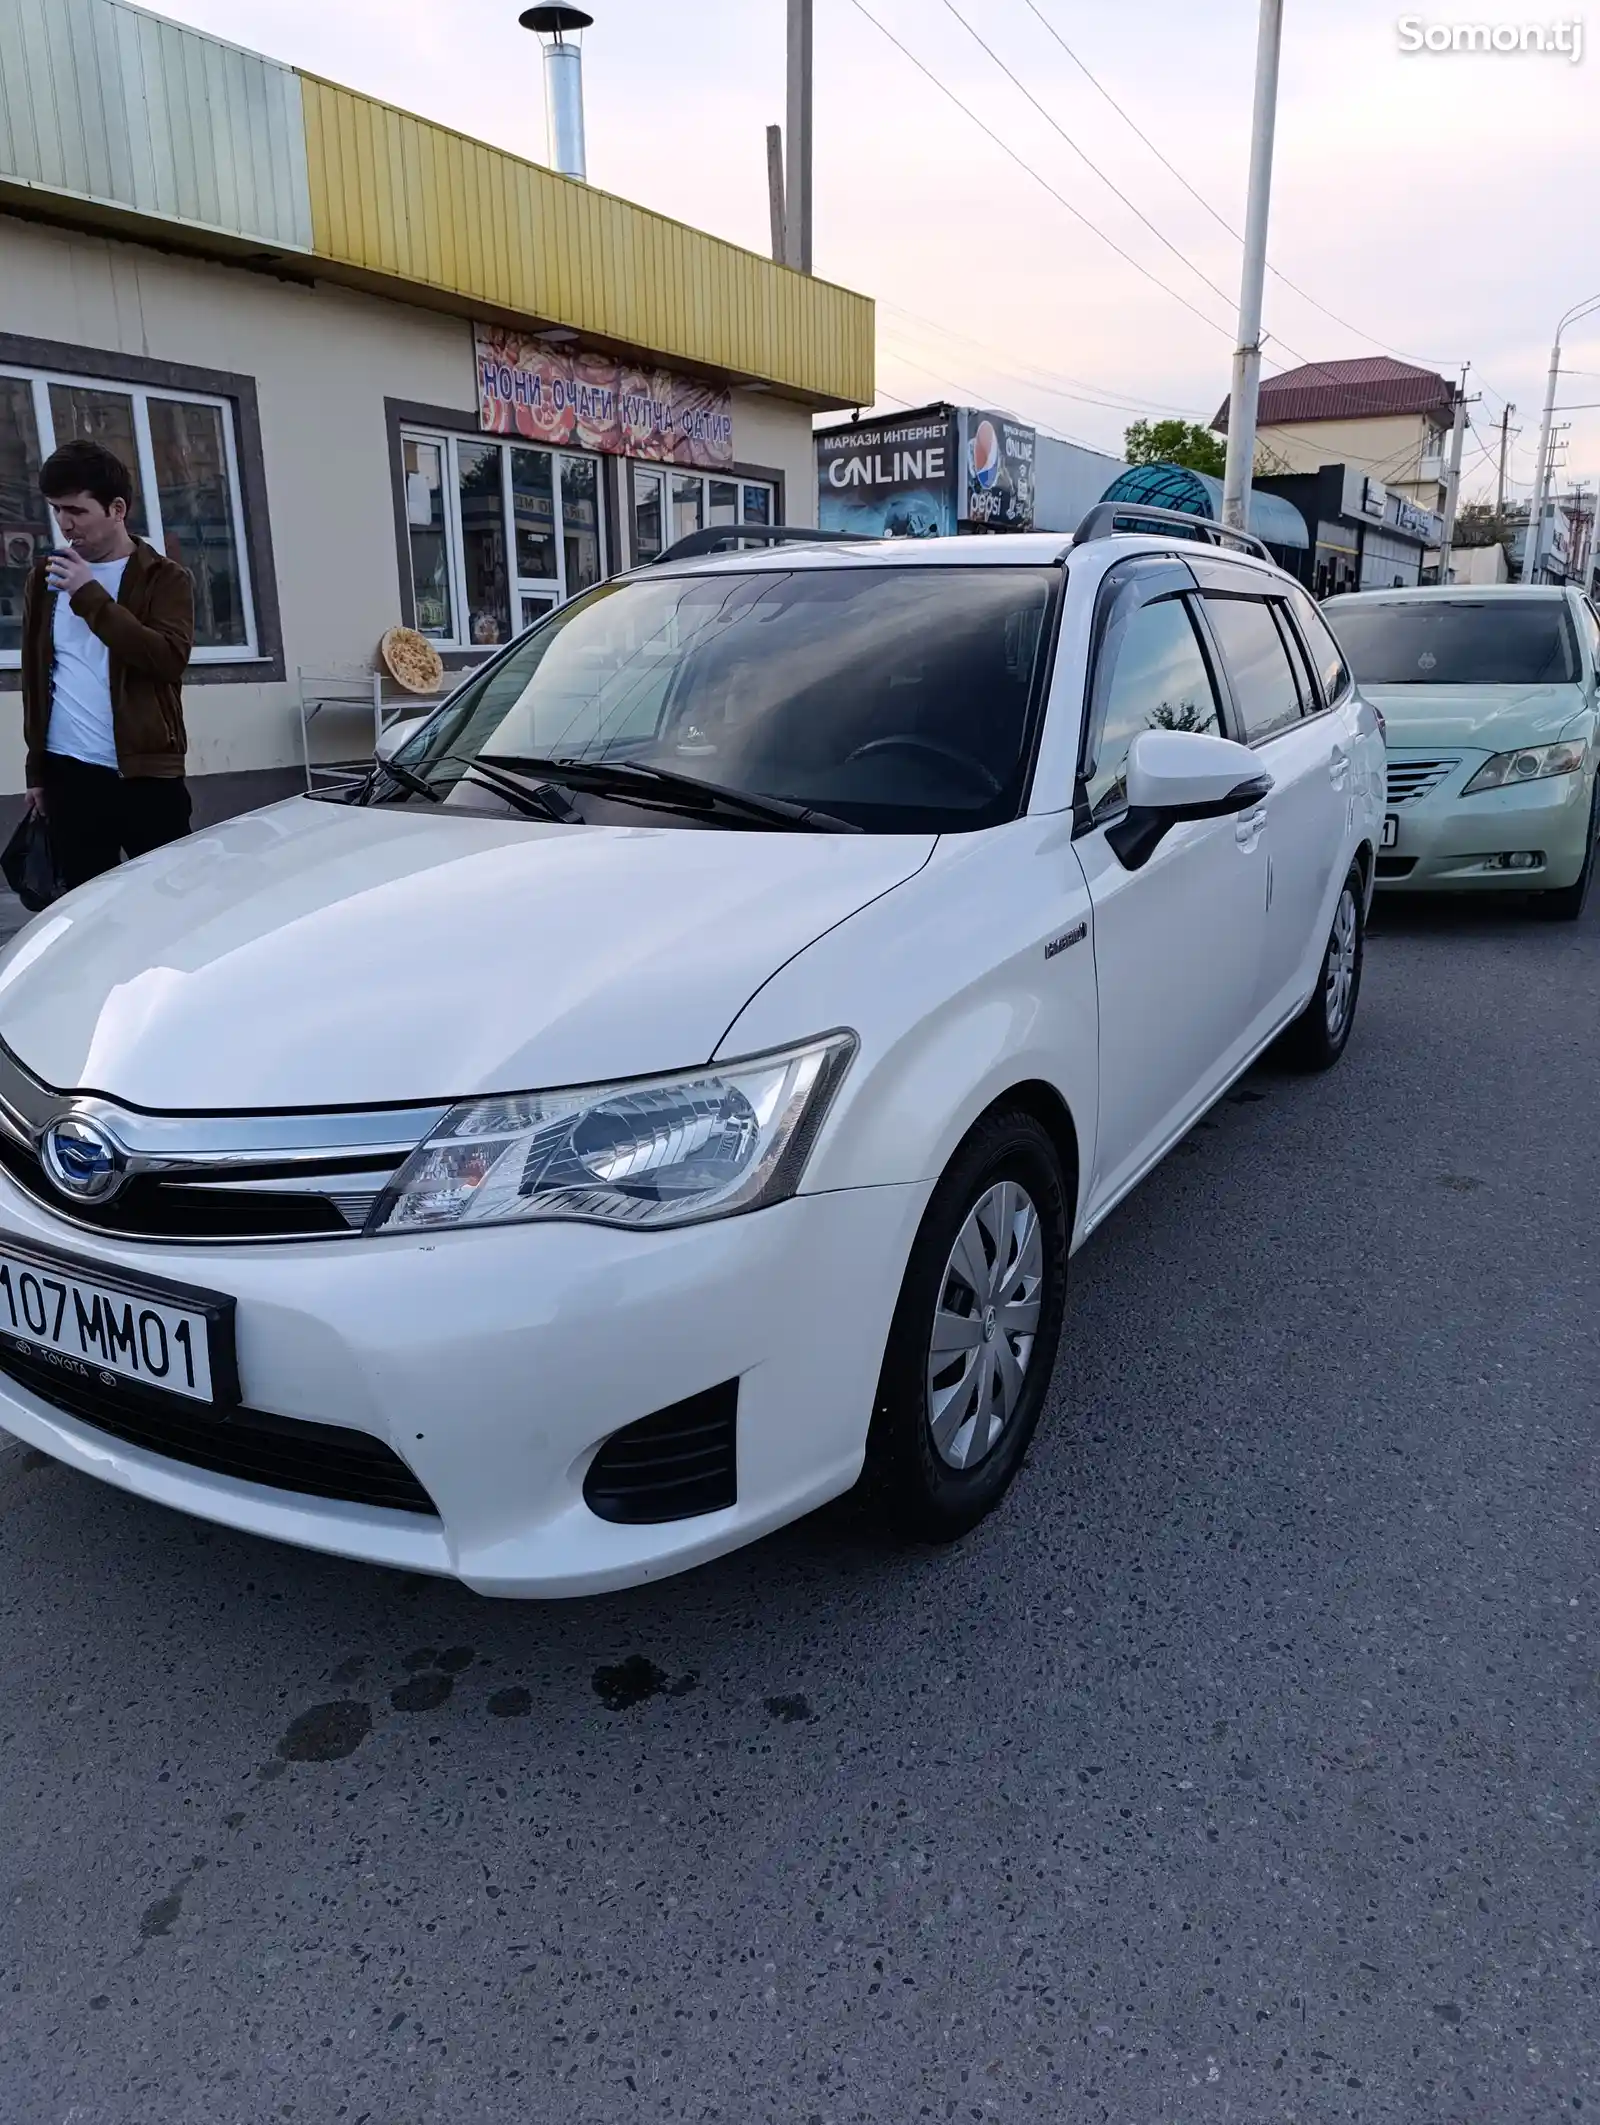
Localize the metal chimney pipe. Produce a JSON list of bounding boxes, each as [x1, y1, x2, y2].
[[519, 7, 593, 182]]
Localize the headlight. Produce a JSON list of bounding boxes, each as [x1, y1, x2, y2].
[[371, 1033, 856, 1233], [1462, 740, 1587, 795]]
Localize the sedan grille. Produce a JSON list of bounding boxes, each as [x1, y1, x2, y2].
[[1386, 758, 1459, 805], [584, 1382, 739, 1524], [0, 1341, 438, 1516], [0, 1041, 441, 1245]]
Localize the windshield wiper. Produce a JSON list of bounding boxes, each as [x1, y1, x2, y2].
[[457, 761, 575, 822], [476, 752, 863, 834], [368, 756, 441, 804]]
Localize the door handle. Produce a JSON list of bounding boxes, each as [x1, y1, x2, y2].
[[1329, 745, 1350, 789], [1234, 803, 1267, 848]]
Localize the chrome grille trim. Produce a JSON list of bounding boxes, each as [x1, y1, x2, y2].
[[0, 1039, 444, 1243], [1386, 757, 1460, 806]]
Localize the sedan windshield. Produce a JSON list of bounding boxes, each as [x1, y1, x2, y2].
[[1327, 598, 1578, 685], [382, 565, 1057, 833]]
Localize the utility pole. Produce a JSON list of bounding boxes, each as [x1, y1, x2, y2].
[[784, 0, 813, 274], [765, 124, 786, 264], [1220, 1, 1285, 537], [1436, 368, 1473, 585], [1221, 0, 1284, 532], [1495, 403, 1514, 513], [1523, 290, 1600, 580]]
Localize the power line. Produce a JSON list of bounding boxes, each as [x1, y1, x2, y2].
[[938, 0, 1238, 317], [1018, 0, 1468, 377], [842, 0, 1236, 342], [881, 302, 1214, 418]]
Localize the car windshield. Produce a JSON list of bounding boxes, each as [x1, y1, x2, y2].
[[1327, 598, 1578, 685], [382, 564, 1057, 833]]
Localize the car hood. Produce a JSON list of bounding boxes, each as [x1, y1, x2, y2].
[[0, 799, 935, 1109], [1365, 682, 1589, 753]]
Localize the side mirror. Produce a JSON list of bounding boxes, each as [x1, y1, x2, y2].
[[1106, 728, 1272, 872], [376, 715, 429, 765]]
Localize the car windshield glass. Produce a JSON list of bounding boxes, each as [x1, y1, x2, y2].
[[387, 565, 1057, 833], [1327, 599, 1578, 685]]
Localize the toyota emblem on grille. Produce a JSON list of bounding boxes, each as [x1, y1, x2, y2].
[[40, 1115, 127, 1204]]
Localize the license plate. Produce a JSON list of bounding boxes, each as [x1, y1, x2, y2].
[[0, 1236, 237, 1407], [1381, 814, 1399, 848]]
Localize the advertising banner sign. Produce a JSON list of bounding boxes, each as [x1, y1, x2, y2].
[[960, 410, 1036, 531], [476, 327, 734, 468], [816, 413, 960, 537]]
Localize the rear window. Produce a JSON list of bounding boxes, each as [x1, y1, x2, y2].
[[1327, 599, 1578, 685]]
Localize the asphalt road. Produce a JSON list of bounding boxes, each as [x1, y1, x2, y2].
[[2, 889, 1597, 2125]]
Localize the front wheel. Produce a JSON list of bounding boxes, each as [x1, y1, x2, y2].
[[1279, 863, 1365, 1071], [863, 1107, 1070, 1544]]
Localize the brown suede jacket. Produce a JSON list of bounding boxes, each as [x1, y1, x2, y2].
[[20, 539, 195, 785]]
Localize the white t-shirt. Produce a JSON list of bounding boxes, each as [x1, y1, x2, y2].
[[47, 556, 129, 772]]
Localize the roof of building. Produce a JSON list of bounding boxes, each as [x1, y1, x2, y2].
[[1213, 357, 1454, 432], [0, 0, 873, 409]]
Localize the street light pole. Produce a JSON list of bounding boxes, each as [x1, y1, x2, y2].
[[1523, 290, 1600, 581], [1221, 0, 1284, 532]]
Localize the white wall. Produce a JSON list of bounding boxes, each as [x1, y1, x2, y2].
[[0, 216, 817, 792]]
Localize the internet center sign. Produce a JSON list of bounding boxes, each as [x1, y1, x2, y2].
[[816, 407, 1037, 537]]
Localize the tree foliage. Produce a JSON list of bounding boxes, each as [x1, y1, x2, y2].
[[1122, 418, 1227, 477], [1451, 501, 1513, 551]]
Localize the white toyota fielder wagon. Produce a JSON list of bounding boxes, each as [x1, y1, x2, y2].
[[0, 508, 1383, 1597]]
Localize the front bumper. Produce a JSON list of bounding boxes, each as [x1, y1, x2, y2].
[[0, 1175, 931, 1597], [1378, 755, 1594, 892]]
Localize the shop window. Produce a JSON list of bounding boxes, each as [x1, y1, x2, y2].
[[633, 467, 664, 564], [401, 428, 615, 648], [642, 472, 776, 561], [403, 438, 453, 640], [511, 448, 558, 581], [457, 440, 512, 647], [1, 363, 258, 662], [671, 473, 704, 547], [0, 378, 49, 658], [148, 398, 248, 648], [560, 455, 602, 595]]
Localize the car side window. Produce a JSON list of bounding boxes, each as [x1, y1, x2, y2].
[[1085, 595, 1221, 822], [1272, 599, 1319, 712], [1580, 596, 1600, 675], [1203, 594, 1303, 745], [1285, 584, 1352, 704]]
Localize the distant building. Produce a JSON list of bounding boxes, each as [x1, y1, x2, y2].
[[1213, 357, 1457, 520]]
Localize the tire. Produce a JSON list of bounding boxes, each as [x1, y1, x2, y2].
[[1535, 780, 1598, 922], [862, 1106, 1070, 1544], [1279, 862, 1364, 1072]]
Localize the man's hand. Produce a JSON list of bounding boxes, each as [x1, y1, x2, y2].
[[45, 548, 96, 600], [25, 788, 45, 818]]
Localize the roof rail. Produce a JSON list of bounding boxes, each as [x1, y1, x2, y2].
[[653, 524, 868, 565], [1072, 501, 1272, 564]]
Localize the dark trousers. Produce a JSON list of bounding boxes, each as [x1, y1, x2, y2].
[[40, 753, 192, 891]]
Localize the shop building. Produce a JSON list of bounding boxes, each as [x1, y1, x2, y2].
[[0, 0, 872, 802], [1252, 465, 1444, 594], [1213, 355, 1458, 520], [815, 402, 1127, 539]]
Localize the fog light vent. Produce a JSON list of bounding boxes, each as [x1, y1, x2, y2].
[[583, 1381, 738, 1524], [1489, 851, 1542, 871]]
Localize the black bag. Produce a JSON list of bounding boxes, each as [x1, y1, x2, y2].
[[1, 807, 62, 914]]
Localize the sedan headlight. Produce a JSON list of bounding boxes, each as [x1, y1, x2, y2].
[[1462, 740, 1587, 795], [371, 1033, 856, 1233]]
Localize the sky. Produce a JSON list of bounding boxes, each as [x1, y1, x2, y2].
[[150, 0, 1600, 506]]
